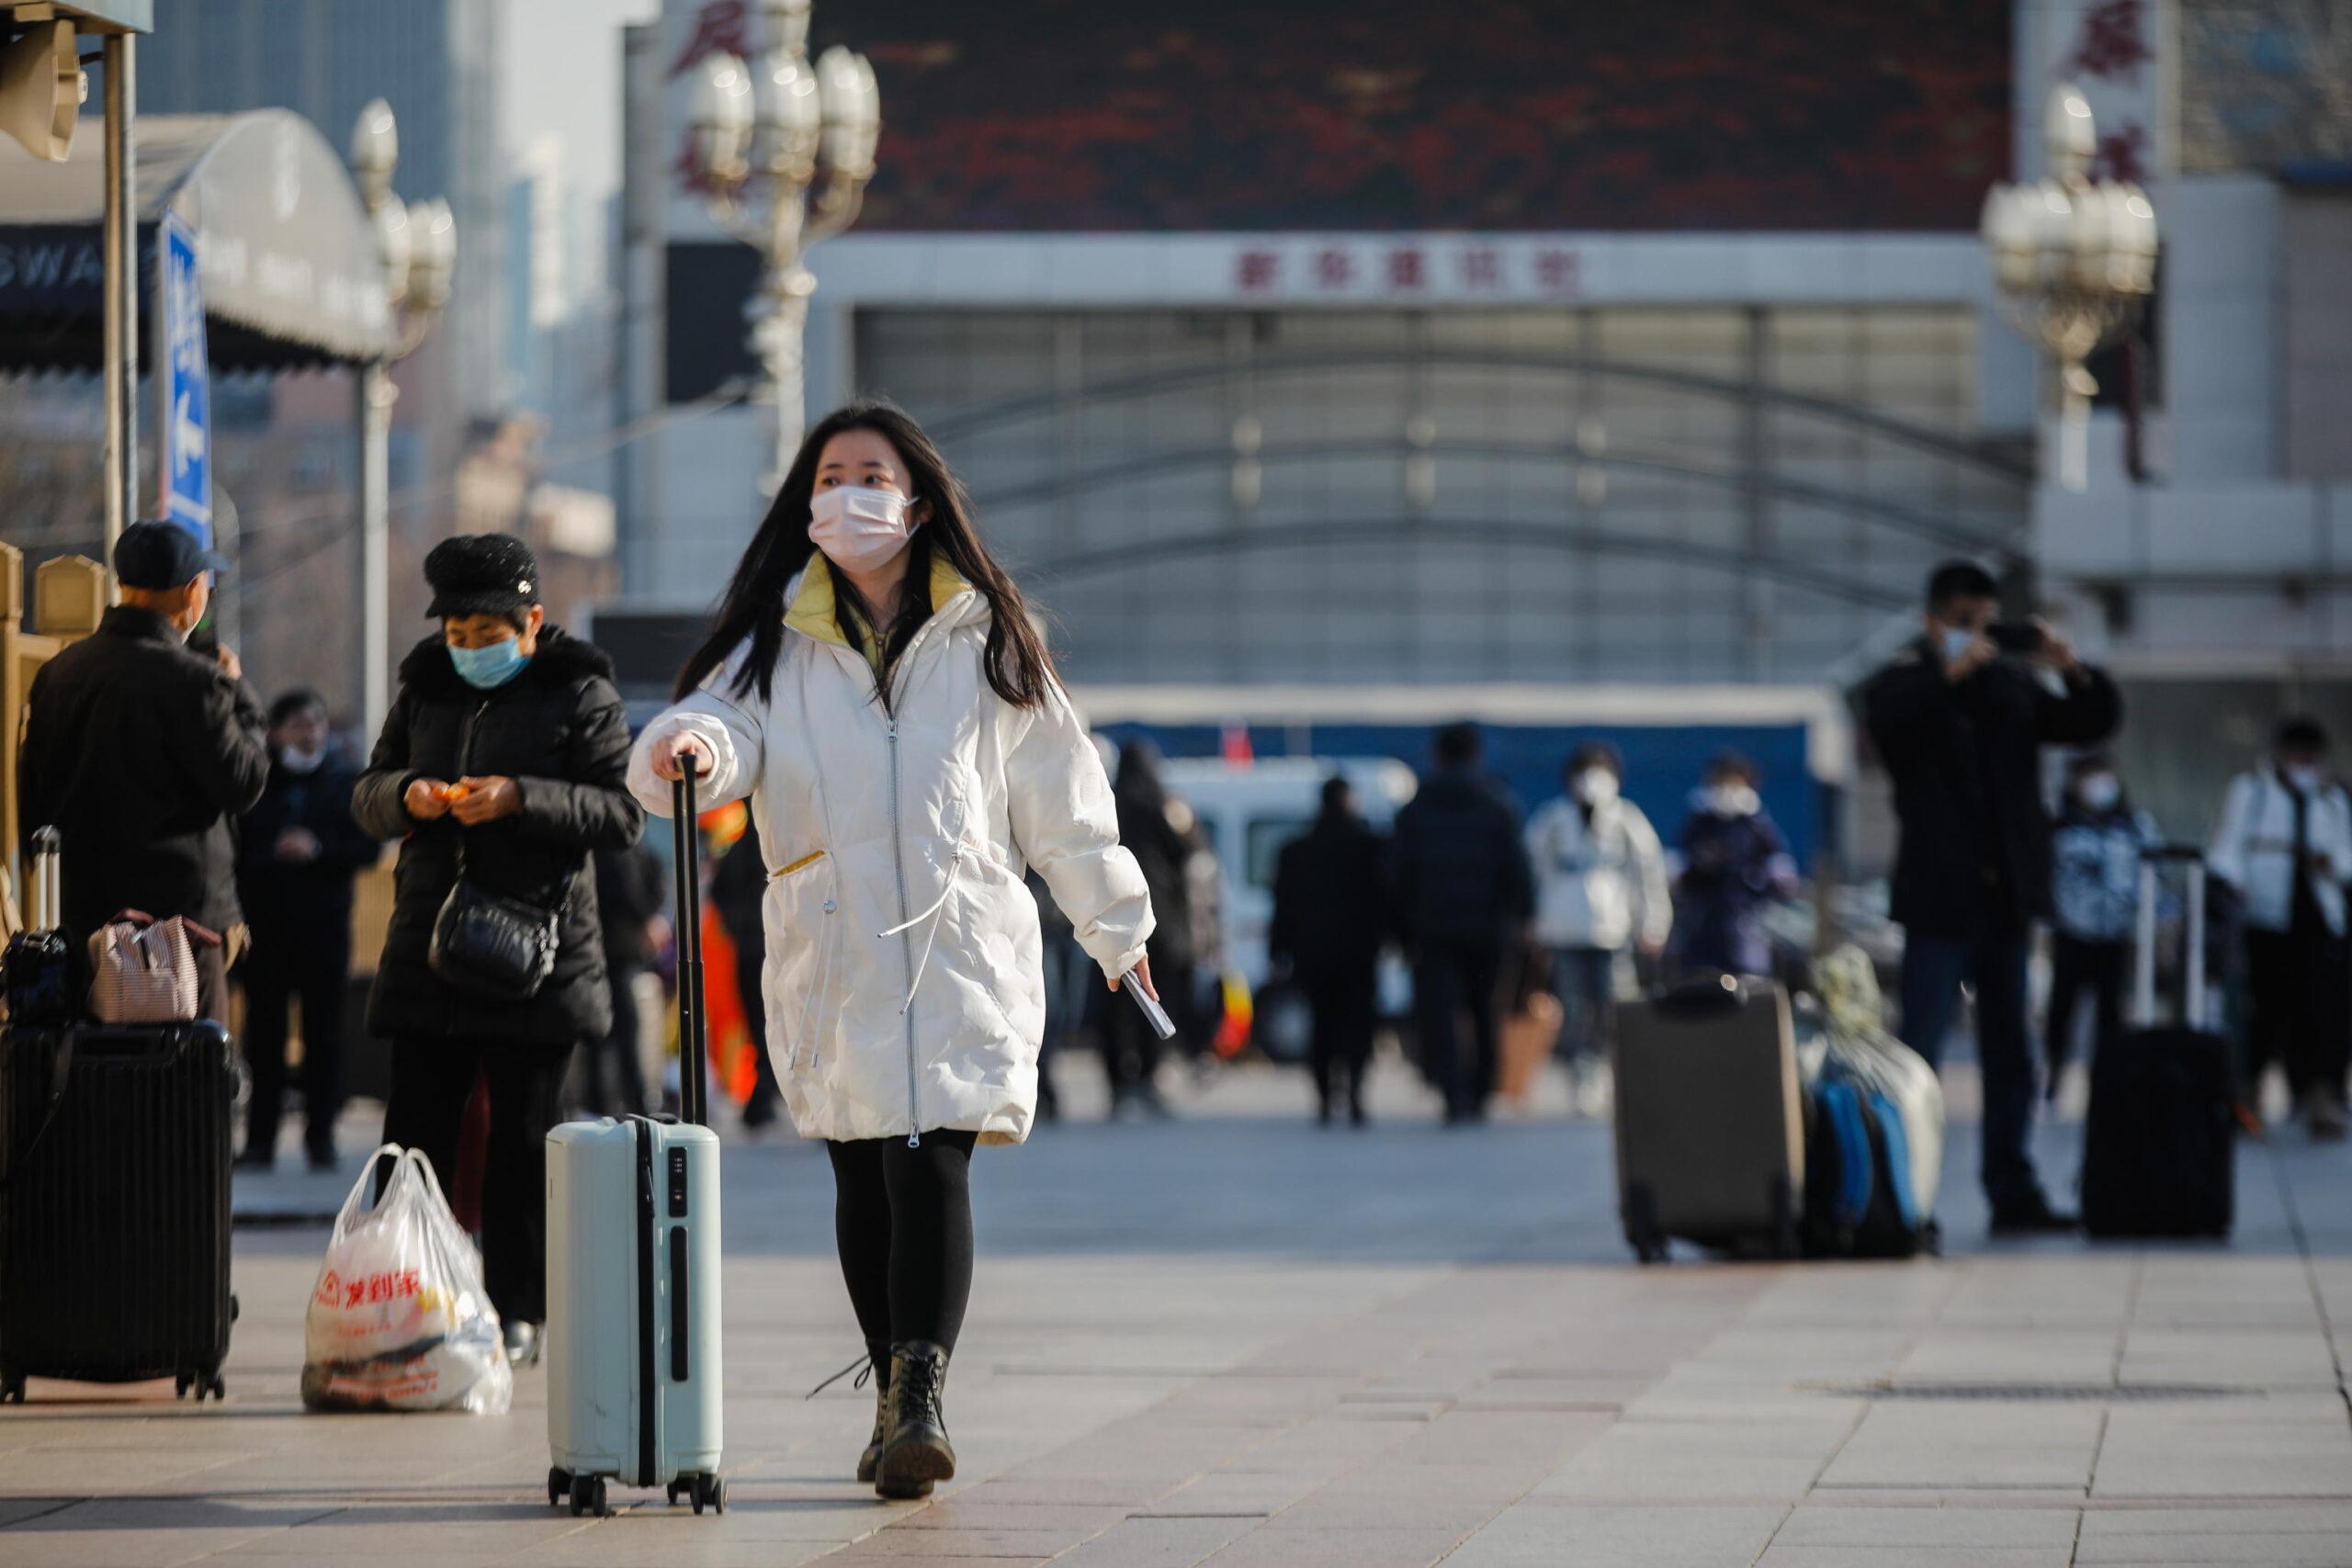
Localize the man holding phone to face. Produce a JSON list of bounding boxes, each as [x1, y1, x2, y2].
[[1863, 560, 2121, 1233]]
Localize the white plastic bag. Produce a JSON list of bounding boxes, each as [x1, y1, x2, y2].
[[1809, 944, 1945, 1216], [300, 1144, 514, 1414]]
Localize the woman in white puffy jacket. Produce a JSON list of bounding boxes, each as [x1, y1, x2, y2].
[[632, 400, 1157, 1501]]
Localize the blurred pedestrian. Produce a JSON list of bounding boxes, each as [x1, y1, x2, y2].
[[633, 400, 1156, 1499], [2209, 716, 2352, 1139], [1104, 741, 1193, 1120], [17, 524, 266, 990], [1526, 741, 1668, 1116], [353, 534, 643, 1368], [234, 689, 379, 1171], [1861, 561, 2120, 1232], [576, 841, 667, 1118], [2045, 752, 2158, 1098], [1674, 750, 1794, 980], [1271, 776, 1392, 1126], [1027, 868, 1085, 1122], [1393, 722, 1534, 1124], [710, 817, 785, 1131]]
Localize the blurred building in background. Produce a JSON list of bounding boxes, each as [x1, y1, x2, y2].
[[621, 0, 2037, 688]]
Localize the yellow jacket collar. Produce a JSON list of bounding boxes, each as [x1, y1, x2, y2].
[[784, 555, 972, 656]]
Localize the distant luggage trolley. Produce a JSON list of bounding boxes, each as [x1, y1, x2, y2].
[[545, 770, 726, 1517]]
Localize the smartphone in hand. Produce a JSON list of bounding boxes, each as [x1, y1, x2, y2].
[[1122, 971, 1177, 1042]]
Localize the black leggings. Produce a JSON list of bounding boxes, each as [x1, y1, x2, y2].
[[826, 1131, 978, 1370]]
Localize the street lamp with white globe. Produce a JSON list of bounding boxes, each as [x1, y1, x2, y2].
[[683, 0, 880, 494], [1981, 85, 2159, 491]]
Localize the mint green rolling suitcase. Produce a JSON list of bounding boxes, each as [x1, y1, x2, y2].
[[545, 770, 726, 1517]]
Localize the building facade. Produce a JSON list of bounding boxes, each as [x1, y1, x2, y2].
[[620, 0, 2039, 689]]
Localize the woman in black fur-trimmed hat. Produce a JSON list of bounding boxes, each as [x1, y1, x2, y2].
[[349, 533, 643, 1369]]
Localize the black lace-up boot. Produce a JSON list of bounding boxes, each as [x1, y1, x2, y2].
[[874, 1340, 955, 1499]]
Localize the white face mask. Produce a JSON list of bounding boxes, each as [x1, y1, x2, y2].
[[277, 745, 326, 776], [2077, 773, 2120, 811], [808, 485, 917, 573], [2286, 763, 2324, 794], [1574, 769, 1619, 806], [1706, 784, 1759, 818], [1939, 625, 1979, 664]]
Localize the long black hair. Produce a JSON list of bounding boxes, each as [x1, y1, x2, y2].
[[673, 400, 1057, 709]]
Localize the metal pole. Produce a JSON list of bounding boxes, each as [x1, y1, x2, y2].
[[359, 360, 394, 742], [748, 257, 811, 500], [101, 32, 137, 593]]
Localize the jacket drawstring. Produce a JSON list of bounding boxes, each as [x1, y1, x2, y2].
[[879, 840, 969, 1014]]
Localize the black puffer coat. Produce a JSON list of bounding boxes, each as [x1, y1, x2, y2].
[[352, 629, 643, 1045]]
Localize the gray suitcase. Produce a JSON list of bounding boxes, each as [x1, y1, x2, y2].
[[1613, 975, 1804, 1262]]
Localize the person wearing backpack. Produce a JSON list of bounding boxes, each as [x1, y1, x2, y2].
[[630, 400, 1156, 1501], [2045, 752, 2159, 1099]]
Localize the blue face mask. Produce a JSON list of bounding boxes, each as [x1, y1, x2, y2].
[[449, 636, 530, 690]]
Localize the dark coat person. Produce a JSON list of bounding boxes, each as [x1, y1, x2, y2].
[[1271, 777, 1392, 1125], [351, 534, 641, 1360], [1861, 560, 2120, 1233], [1103, 742, 1194, 1117], [576, 840, 666, 1118], [235, 690, 380, 1170], [1391, 723, 1534, 1123], [17, 523, 267, 945]]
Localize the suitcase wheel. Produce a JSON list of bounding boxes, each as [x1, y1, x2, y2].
[[569, 1474, 609, 1517], [690, 1472, 724, 1516], [0, 1372, 22, 1405], [548, 1468, 571, 1509]]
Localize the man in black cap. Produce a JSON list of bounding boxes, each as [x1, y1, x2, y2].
[[18, 523, 270, 952]]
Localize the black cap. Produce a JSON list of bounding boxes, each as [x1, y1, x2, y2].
[[424, 533, 541, 619], [115, 521, 226, 590]]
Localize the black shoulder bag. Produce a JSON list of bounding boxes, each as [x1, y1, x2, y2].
[[428, 843, 562, 1001]]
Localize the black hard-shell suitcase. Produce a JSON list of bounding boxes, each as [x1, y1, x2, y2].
[[0, 1020, 240, 1400], [2080, 846, 2234, 1239], [1614, 976, 1805, 1262]]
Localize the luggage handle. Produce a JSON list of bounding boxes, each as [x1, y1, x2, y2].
[[1649, 972, 1745, 1020], [2132, 843, 2208, 1031], [29, 826, 60, 932], [671, 766, 708, 1129]]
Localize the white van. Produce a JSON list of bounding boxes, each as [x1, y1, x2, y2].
[[1159, 757, 1418, 1013]]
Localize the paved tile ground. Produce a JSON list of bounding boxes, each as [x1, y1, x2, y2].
[[5, 1051, 2351, 1568]]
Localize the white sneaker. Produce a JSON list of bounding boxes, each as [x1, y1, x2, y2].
[[1573, 1060, 1615, 1121]]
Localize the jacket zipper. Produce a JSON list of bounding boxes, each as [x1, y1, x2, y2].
[[888, 714, 919, 1147], [878, 601, 960, 1151]]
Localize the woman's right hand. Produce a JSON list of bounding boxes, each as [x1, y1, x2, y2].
[[405, 777, 453, 820], [650, 731, 714, 784]]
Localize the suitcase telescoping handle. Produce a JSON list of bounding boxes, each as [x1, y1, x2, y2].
[[29, 826, 59, 931], [2132, 843, 2208, 1032], [671, 766, 708, 1129]]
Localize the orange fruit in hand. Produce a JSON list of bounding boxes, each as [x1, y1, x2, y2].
[[445, 784, 471, 802]]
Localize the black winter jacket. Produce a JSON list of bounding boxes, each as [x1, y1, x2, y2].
[[352, 629, 643, 1045], [236, 751, 380, 946], [1390, 766, 1533, 952], [595, 843, 668, 972], [17, 606, 269, 942], [1861, 637, 2122, 940], [1271, 813, 1393, 981]]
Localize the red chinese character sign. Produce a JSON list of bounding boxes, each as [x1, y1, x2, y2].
[[1213, 240, 1584, 303]]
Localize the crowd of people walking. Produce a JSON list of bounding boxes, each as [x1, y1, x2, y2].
[[17, 422, 2352, 1482]]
